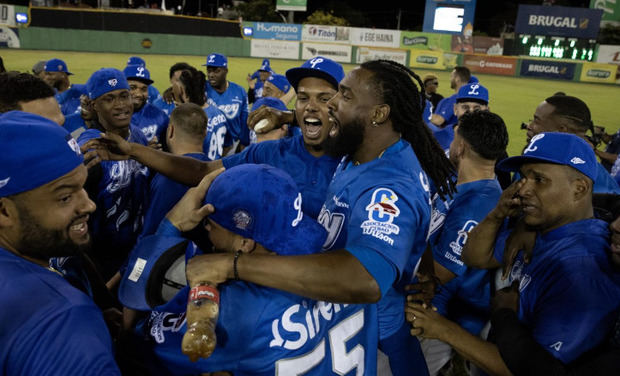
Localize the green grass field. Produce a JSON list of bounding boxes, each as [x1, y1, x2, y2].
[[2, 49, 619, 157]]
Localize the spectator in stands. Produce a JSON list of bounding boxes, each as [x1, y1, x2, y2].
[[0, 72, 65, 126], [0, 111, 120, 375], [43, 58, 87, 116], [430, 66, 472, 128], [407, 132, 620, 376], [423, 74, 443, 111]]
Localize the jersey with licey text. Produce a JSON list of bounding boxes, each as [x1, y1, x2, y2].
[[317, 138, 431, 339], [203, 105, 231, 159], [494, 219, 620, 363], [56, 84, 87, 116], [223, 133, 339, 220], [78, 127, 150, 276], [131, 102, 169, 143], [0, 248, 120, 376], [206, 81, 250, 146], [135, 240, 378, 376], [434, 94, 457, 126], [429, 179, 501, 335]]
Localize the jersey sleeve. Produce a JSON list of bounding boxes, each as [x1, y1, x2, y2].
[[222, 142, 258, 168], [434, 97, 453, 121], [8, 305, 120, 376], [345, 186, 425, 295]]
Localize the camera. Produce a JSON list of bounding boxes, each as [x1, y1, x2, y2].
[[585, 125, 605, 147]]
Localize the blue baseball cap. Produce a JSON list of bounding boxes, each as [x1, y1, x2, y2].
[[286, 56, 344, 91], [123, 64, 154, 85], [118, 235, 190, 311], [266, 73, 291, 94], [251, 96, 288, 113], [259, 58, 271, 72], [497, 132, 597, 182], [86, 68, 130, 100], [44, 58, 73, 75], [468, 75, 479, 84], [127, 56, 146, 67], [0, 111, 83, 197], [456, 82, 489, 104], [203, 53, 228, 68], [205, 164, 327, 255]]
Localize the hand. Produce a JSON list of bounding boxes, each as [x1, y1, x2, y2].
[[488, 179, 525, 222], [81, 132, 133, 161], [491, 280, 520, 313], [405, 302, 450, 340], [166, 168, 224, 232], [81, 143, 102, 169], [502, 219, 536, 280], [610, 216, 620, 267], [147, 135, 162, 150], [405, 273, 439, 307], [186, 253, 234, 287], [247, 105, 285, 133], [79, 94, 95, 121]]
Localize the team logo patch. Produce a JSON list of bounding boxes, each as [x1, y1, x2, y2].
[[0, 177, 10, 189], [107, 78, 118, 87], [360, 188, 400, 245], [57, 64, 63, 71], [65, 134, 81, 156], [233, 210, 252, 231], [448, 220, 478, 257]]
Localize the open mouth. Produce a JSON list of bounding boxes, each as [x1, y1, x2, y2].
[[113, 111, 131, 120], [69, 220, 89, 238], [303, 117, 323, 139]]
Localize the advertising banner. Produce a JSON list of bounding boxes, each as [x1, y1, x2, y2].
[[301, 42, 352, 63], [580, 62, 618, 83], [356, 47, 407, 65], [520, 59, 576, 80], [302, 24, 351, 43], [463, 55, 517, 76], [515, 5, 603, 38], [351, 27, 400, 48], [251, 39, 299, 60], [252, 22, 302, 41], [472, 36, 504, 55], [0, 26, 19, 48], [590, 0, 620, 26], [400, 31, 452, 51], [597, 44, 620, 65], [276, 0, 307, 12], [0, 4, 15, 27], [422, 0, 477, 34], [409, 49, 445, 69]]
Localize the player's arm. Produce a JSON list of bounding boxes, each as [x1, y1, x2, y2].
[[84, 132, 222, 186], [430, 113, 446, 127], [247, 106, 295, 133], [462, 180, 525, 269], [594, 149, 618, 164]]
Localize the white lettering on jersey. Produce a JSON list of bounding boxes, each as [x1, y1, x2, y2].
[[292, 193, 303, 227], [148, 312, 187, 344], [550, 341, 563, 352], [106, 159, 149, 193], [318, 205, 345, 250]]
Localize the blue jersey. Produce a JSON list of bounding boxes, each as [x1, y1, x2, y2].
[[0, 248, 120, 375], [148, 85, 161, 105], [63, 113, 88, 139], [135, 237, 378, 376], [152, 97, 176, 116], [254, 79, 265, 100], [141, 153, 210, 238], [317, 139, 432, 339], [223, 134, 339, 219], [432, 124, 455, 156], [612, 155, 620, 185], [132, 103, 169, 143], [78, 127, 150, 277], [494, 219, 620, 363], [56, 84, 87, 116], [594, 161, 620, 194], [203, 105, 230, 159], [434, 94, 457, 126], [206, 81, 250, 146], [429, 179, 501, 335]]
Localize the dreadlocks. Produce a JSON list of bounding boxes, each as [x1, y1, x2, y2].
[[360, 59, 456, 200]]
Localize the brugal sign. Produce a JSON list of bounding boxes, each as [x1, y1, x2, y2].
[[515, 5, 603, 38]]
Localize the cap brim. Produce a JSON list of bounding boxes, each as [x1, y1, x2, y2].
[[127, 77, 154, 85], [119, 235, 189, 311], [286, 67, 339, 91], [496, 155, 564, 173]]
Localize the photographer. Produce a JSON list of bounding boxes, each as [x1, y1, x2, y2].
[[595, 128, 620, 172]]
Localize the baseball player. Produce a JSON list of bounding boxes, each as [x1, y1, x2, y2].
[[43, 58, 87, 116], [246, 58, 273, 104], [203, 53, 250, 150], [77, 68, 150, 282], [119, 164, 380, 375], [126, 56, 161, 104], [429, 66, 475, 128], [0, 111, 120, 375], [123, 64, 169, 144], [152, 62, 194, 116]]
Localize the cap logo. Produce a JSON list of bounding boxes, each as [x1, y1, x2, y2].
[[57, 64, 63, 71], [570, 157, 586, 165], [136, 66, 145, 77], [292, 193, 303, 227], [467, 84, 480, 95], [233, 210, 252, 231], [309, 57, 324, 69], [108, 78, 118, 87], [208, 55, 216, 63], [0, 177, 10, 189], [524, 133, 545, 154]]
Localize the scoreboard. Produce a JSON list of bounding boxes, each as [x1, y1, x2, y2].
[[515, 34, 597, 61]]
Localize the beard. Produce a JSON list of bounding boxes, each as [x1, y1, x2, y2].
[[321, 117, 366, 159], [15, 205, 91, 261]]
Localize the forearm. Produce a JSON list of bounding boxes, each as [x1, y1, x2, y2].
[[438, 320, 512, 376], [130, 143, 220, 186], [595, 149, 618, 164], [462, 214, 503, 268], [237, 250, 381, 303]]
